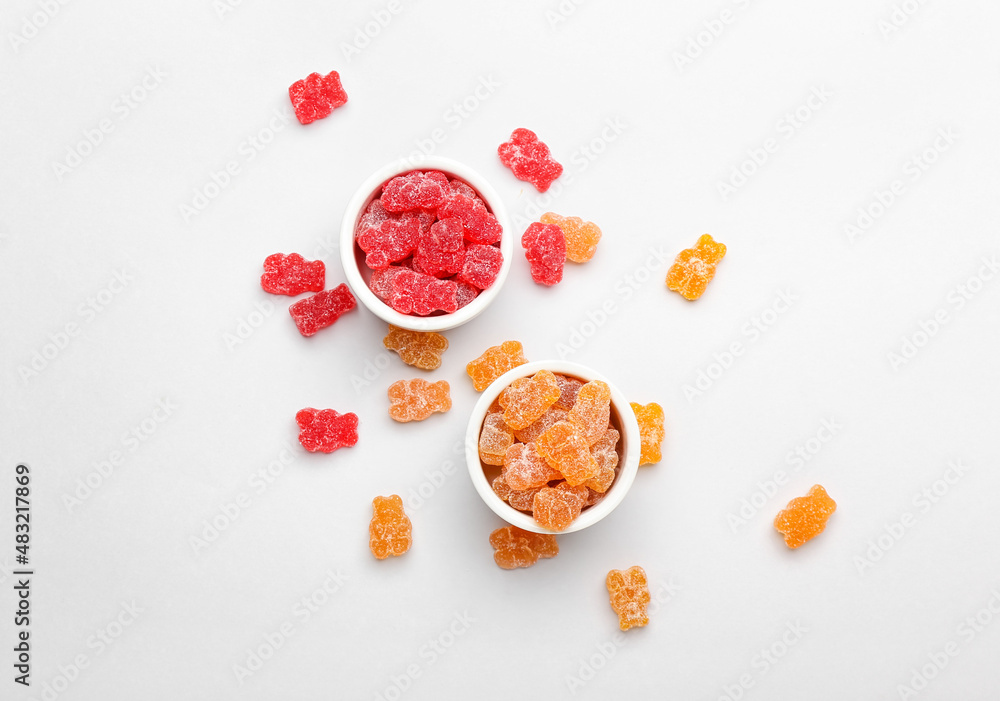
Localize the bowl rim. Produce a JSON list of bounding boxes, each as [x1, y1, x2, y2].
[[465, 359, 641, 534], [339, 156, 514, 332]]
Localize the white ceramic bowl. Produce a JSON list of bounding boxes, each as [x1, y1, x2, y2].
[[340, 156, 514, 332], [465, 360, 641, 534]]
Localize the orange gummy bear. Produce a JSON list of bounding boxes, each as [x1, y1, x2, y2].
[[369, 495, 412, 559], [508, 484, 544, 512], [383, 324, 448, 370], [466, 341, 528, 392], [498, 369, 561, 430], [387, 379, 451, 422], [774, 484, 837, 548], [553, 374, 584, 411], [532, 485, 584, 531], [513, 407, 568, 443], [567, 380, 611, 446], [479, 412, 514, 466], [489, 525, 559, 569], [630, 402, 664, 466], [665, 234, 726, 301], [540, 212, 602, 263], [586, 427, 620, 493], [606, 566, 650, 631], [535, 421, 598, 486], [503, 442, 561, 491]]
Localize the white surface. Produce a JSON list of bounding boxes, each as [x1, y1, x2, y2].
[[1, 1, 999, 699]]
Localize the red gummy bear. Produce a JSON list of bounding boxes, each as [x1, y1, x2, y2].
[[437, 193, 502, 245], [288, 71, 348, 125], [357, 217, 420, 269], [295, 408, 358, 453], [289, 283, 357, 336], [521, 223, 566, 286], [497, 128, 563, 193], [458, 244, 503, 290], [413, 217, 466, 278], [381, 170, 449, 212], [261, 253, 325, 296]]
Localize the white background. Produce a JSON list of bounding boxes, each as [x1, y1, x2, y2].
[[2, 0, 999, 699]]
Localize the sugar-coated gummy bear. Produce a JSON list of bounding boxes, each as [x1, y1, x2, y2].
[[630, 402, 665, 466], [388, 379, 451, 422], [369, 495, 412, 559], [586, 427, 620, 493], [497, 128, 563, 192], [449, 178, 477, 199], [437, 193, 502, 245], [289, 283, 357, 336], [455, 281, 480, 308], [666, 234, 727, 301], [503, 442, 561, 491], [513, 407, 568, 444], [489, 526, 558, 570], [606, 566, 651, 631], [466, 341, 528, 392], [521, 223, 566, 286], [383, 325, 448, 370], [498, 369, 561, 430], [491, 472, 513, 502], [289, 70, 348, 125], [261, 253, 325, 296], [479, 412, 514, 466], [413, 217, 466, 278], [380, 170, 450, 213], [567, 380, 612, 446], [540, 212, 602, 263], [553, 374, 585, 411], [535, 421, 598, 487], [375, 268, 458, 315], [457, 244, 504, 290], [295, 408, 359, 453], [532, 486, 584, 531], [508, 484, 543, 512], [357, 217, 420, 269], [774, 485, 837, 548]]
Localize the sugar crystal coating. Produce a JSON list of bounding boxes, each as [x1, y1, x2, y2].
[[507, 484, 544, 512], [553, 374, 585, 411], [540, 212, 602, 263], [666, 234, 727, 301], [466, 341, 528, 392], [586, 427, 620, 493], [357, 217, 420, 269], [413, 217, 466, 278], [288, 283, 356, 336], [535, 421, 598, 486], [289, 70, 347, 125], [376, 268, 458, 315], [437, 193, 502, 245], [630, 402, 665, 466], [455, 281, 480, 308], [513, 407, 568, 444], [497, 128, 563, 192], [521, 222, 566, 286], [567, 380, 612, 446], [457, 244, 504, 290], [503, 442, 561, 491], [489, 526, 558, 569], [295, 408, 359, 453], [606, 566, 650, 631], [498, 369, 562, 430], [369, 495, 412, 559], [774, 485, 837, 548], [388, 379, 451, 422], [479, 412, 514, 466], [383, 325, 448, 370], [532, 486, 584, 531], [381, 170, 449, 212], [261, 253, 325, 296]]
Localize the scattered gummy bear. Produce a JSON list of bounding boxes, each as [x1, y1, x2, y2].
[[260, 253, 325, 296], [535, 421, 598, 487], [774, 485, 837, 549], [567, 380, 612, 446], [539, 213, 602, 263], [532, 485, 585, 531], [606, 566, 651, 631], [466, 341, 528, 392], [295, 408, 359, 453], [289, 70, 348, 125], [489, 525, 559, 569], [630, 402, 665, 466], [498, 369, 561, 430], [666, 234, 727, 301], [381, 170, 450, 212], [288, 284, 357, 336], [521, 222, 566, 286], [387, 379, 451, 422], [479, 412, 514, 466], [497, 128, 563, 192], [383, 325, 448, 370], [369, 495, 412, 559]]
